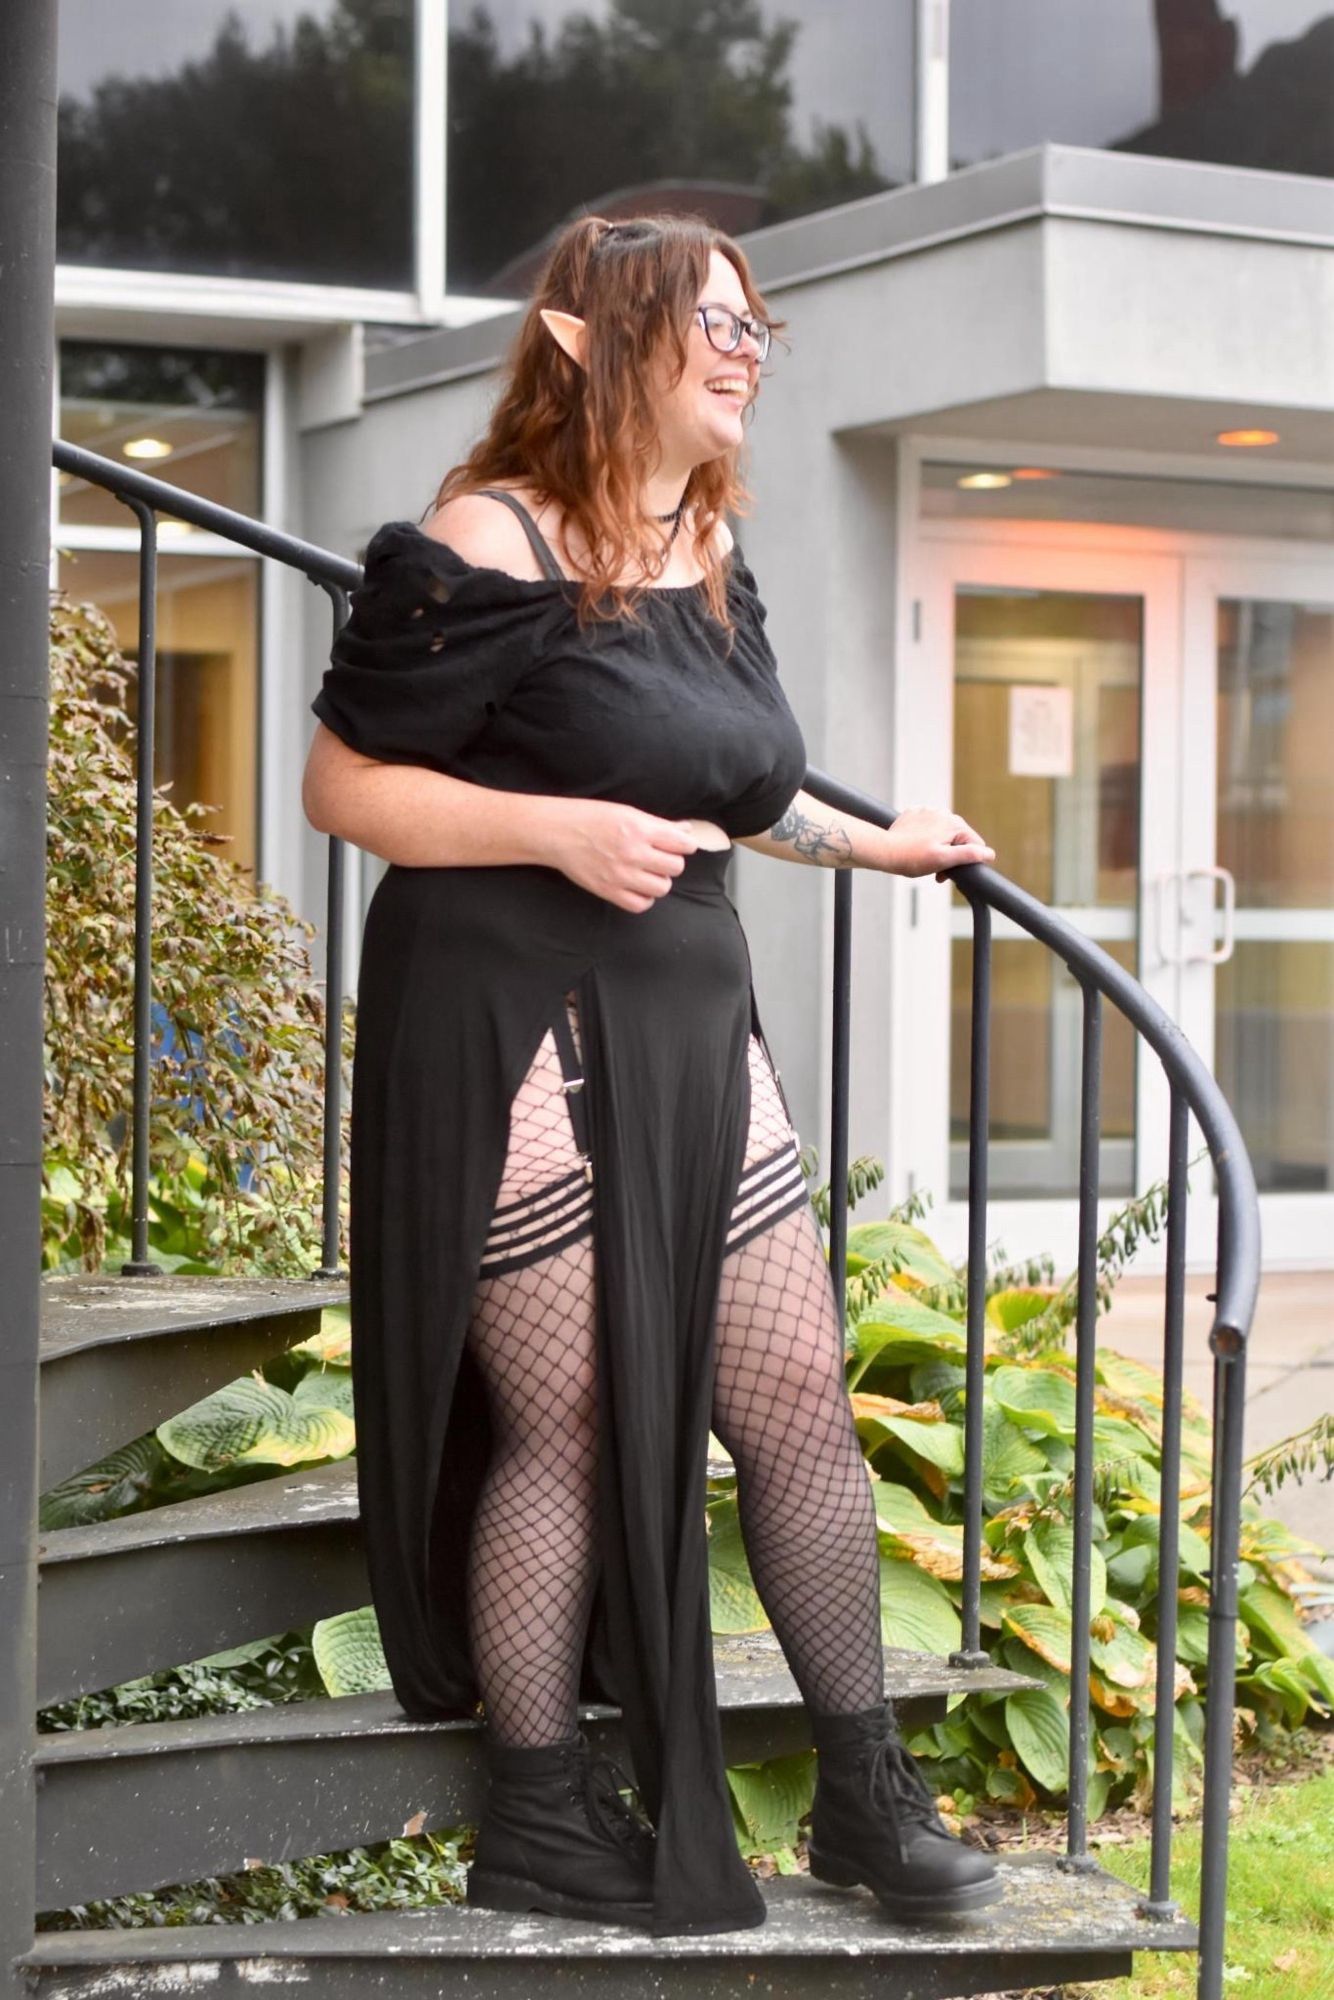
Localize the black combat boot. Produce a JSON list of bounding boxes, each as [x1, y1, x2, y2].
[[807, 1701, 1002, 1919], [467, 1728, 656, 1927]]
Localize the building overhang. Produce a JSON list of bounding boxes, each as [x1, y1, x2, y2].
[[364, 145, 1334, 471]]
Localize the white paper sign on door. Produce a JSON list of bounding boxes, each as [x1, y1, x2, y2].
[[1008, 683, 1074, 779]]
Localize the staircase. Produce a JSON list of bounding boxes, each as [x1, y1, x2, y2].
[[0, 434, 1259, 2000], [20, 1275, 1198, 1997]]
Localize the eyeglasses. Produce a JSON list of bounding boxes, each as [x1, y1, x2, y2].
[[696, 303, 772, 364]]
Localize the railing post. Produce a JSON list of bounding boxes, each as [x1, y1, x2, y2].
[[1062, 979, 1101, 1871], [1197, 1321, 1248, 2000], [952, 889, 991, 1668], [0, 0, 58, 1988], [1142, 1083, 1189, 1920], [314, 584, 351, 1281], [828, 870, 853, 1323], [120, 501, 163, 1277]]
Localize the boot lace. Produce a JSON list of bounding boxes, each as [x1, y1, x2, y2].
[[867, 1732, 951, 1839], [568, 1742, 656, 1859]]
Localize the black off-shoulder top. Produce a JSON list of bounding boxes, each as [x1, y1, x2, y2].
[[310, 520, 807, 840]]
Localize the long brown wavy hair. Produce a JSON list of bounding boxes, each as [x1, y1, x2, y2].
[[428, 212, 781, 629]]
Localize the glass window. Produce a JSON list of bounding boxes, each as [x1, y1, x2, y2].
[[53, 548, 261, 882], [950, 0, 1333, 180], [922, 464, 1334, 543], [58, 343, 264, 528], [949, 589, 1143, 1199], [57, 0, 415, 288], [445, 0, 916, 295], [1214, 599, 1334, 1193]]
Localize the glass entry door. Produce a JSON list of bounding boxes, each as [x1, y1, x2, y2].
[[1179, 559, 1334, 1264], [896, 544, 1182, 1268], [949, 587, 1143, 1199]]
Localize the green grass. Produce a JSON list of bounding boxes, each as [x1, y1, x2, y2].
[[1067, 1769, 1334, 2000]]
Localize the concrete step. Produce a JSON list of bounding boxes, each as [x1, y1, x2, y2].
[[23, 1856, 1197, 1999], [37, 1460, 364, 1706], [35, 1638, 1028, 1909], [39, 1273, 348, 1488]]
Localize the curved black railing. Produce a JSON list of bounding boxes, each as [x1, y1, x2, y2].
[[49, 438, 1260, 2000]]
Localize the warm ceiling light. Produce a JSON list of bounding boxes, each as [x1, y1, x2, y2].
[[958, 472, 1012, 490], [1216, 428, 1279, 448], [122, 436, 173, 460], [157, 518, 194, 538], [1011, 466, 1059, 480]]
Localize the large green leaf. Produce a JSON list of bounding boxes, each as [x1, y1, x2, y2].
[[1003, 1603, 1074, 1674], [879, 1552, 962, 1657], [990, 1366, 1078, 1440], [1025, 1519, 1107, 1619], [1092, 1414, 1159, 1459], [292, 1366, 354, 1420], [845, 1221, 957, 1291], [986, 1289, 1061, 1334], [39, 1433, 172, 1528], [874, 1479, 1017, 1582], [726, 1752, 816, 1864], [1089, 1611, 1155, 1692], [851, 1302, 966, 1380], [1118, 1513, 1211, 1583], [868, 1414, 965, 1478], [1240, 1579, 1329, 1678], [1005, 1686, 1071, 1795], [157, 1373, 356, 1471], [980, 1404, 1050, 1502], [312, 1606, 392, 1697], [707, 1495, 770, 1634]]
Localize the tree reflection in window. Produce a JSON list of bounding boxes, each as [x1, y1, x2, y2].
[[57, 0, 906, 296]]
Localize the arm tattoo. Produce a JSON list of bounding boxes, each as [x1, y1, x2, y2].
[[768, 804, 854, 866]]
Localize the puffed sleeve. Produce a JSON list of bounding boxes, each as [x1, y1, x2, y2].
[[726, 545, 779, 668], [310, 521, 561, 769]]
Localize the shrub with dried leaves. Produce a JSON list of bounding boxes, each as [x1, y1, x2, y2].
[[43, 592, 350, 1274]]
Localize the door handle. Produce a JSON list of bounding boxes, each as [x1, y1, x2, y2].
[[1182, 866, 1236, 966]]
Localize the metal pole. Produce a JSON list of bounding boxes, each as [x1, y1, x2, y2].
[[0, 0, 59, 1988], [1062, 980, 1102, 1870], [952, 891, 990, 1668], [1143, 1084, 1189, 1919], [315, 585, 351, 1281], [120, 501, 162, 1276], [827, 870, 853, 1325]]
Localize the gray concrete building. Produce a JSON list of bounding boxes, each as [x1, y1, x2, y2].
[[51, 1, 1334, 1272]]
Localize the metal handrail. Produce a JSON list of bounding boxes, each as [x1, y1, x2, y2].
[[49, 438, 1260, 2000]]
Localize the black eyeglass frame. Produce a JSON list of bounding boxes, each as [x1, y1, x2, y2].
[[695, 303, 772, 363]]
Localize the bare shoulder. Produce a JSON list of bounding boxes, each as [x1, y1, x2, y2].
[[710, 515, 736, 557], [419, 488, 548, 582]]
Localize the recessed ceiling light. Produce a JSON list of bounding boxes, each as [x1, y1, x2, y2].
[[157, 518, 194, 538], [1217, 428, 1279, 448], [123, 436, 173, 460], [958, 472, 1012, 490], [1011, 467, 1059, 480]]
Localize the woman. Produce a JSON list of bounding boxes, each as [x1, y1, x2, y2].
[[302, 213, 999, 1941]]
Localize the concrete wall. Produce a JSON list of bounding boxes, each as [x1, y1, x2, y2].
[[290, 160, 1334, 1171]]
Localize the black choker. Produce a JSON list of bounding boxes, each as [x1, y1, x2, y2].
[[651, 499, 686, 555]]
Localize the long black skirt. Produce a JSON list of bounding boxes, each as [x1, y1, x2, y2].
[[348, 846, 771, 1936]]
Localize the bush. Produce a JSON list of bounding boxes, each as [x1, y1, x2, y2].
[[44, 592, 350, 1275]]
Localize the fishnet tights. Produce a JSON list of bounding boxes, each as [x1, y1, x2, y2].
[[463, 1007, 884, 1748]]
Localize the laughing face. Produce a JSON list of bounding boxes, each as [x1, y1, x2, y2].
[[650, 247, 767, 473]]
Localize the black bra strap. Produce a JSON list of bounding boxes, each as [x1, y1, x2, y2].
[[475, 486, 567, 583]]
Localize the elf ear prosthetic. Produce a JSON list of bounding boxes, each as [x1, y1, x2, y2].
[[538, 309, 588, 369]]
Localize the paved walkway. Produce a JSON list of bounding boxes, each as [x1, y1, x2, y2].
[[1100, 1269, 1333, 1561]]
